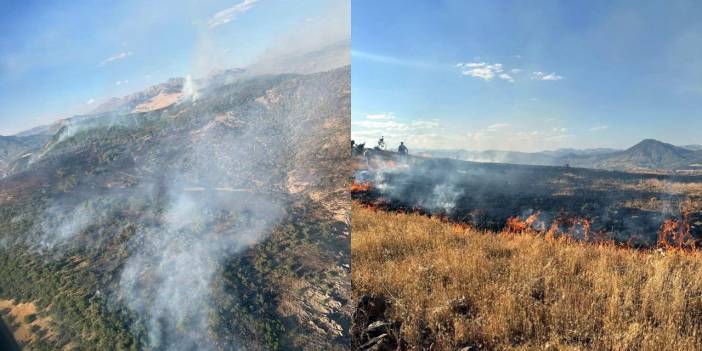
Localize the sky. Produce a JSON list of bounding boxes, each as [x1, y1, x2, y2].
[[0, 0, 347, 135], [352, 0, 702, 152]]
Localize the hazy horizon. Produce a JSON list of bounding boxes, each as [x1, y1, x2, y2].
[[401, 138, 701, 154]]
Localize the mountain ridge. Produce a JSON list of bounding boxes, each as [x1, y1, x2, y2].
[[420, 138, 702, 172]]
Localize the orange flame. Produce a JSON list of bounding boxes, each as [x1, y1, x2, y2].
[[657, 212, 693, 249], [505, 212, 540, 233], [507, 215, 597, 245], [545, 220, 560, 242], [351, 181, 371, 193]]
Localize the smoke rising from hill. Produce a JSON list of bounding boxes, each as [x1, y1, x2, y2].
[[23, 103, 288, 348]]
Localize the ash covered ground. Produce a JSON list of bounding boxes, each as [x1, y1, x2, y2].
[[353, 150, 702, 246]]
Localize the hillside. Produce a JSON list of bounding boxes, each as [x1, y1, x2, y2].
[[0, 135, 49, 178], [89, 78, 188, 115], [0, 66, 351, 350], [352, 202, 702, 351]]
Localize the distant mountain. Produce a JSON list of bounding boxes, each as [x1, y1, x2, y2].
[[682, 144, 702, 151], [425, 149, 558, 165], [542, 147, 620, 157], [12, 78, 194, 140], [564, 139, 702, 171], [422, 139, 702, 172], [422, 147, 619, 167]]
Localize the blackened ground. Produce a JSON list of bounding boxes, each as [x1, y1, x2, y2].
[[353, 152, 702, 246]]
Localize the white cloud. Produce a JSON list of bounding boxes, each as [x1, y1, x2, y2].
[[454, 61, 566, 83], [590, 125, 608, 131], [208, 0, 259, 29], [115, 80, 129, 86], [352, 113, 445, 148], [410, 120, 440, 128], [86, 98, 95, 105], [366, 113, 395, 120], [531, 71, 563, 81], [487, 123, 511, 130], [352, 112, 576, 152], [546, 134, 574, 141], [498, 73, 514, 83], [99, 51, 132, 67], [457, 62, 505, 81], [541, 73, 563, 81]]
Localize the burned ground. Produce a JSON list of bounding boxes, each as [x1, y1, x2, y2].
[[353, 151, 702, 246]]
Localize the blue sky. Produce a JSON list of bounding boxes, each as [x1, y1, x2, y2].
[[352, 0, 702, 151], [0, 0, 347, 135]]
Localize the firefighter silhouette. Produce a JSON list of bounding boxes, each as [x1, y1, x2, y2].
[[398, 142, 408, 155]]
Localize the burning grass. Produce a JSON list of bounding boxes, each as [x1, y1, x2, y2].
[[351, 181, 371, 193], [352, 202, 702, 350], [353, 153, 702, 246]]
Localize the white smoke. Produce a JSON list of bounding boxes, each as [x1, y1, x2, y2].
[[118, 190, 284, 350], [37, 202, 97, 249], [181, 75, 199, 102]]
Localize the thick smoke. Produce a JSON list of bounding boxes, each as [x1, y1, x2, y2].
[[113, 95, 290, 349], [21, 96, 289, 349], [359, 157, 465, 212], [118, 189, 283, 350], [36, 201, 103, 250]]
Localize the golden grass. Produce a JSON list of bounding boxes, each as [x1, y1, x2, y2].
[[352, 202, 702, 350], [0, 299, 55, 344]]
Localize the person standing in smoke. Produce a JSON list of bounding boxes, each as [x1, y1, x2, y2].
[[376, 136, 386, 150], [398, 141, 408, 155]]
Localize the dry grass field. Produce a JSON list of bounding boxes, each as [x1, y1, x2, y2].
[[352, 202, 702, 350], [0, 299, 56, 345]]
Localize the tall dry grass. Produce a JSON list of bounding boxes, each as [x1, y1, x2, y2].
[[352, 202, 702, 350]]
